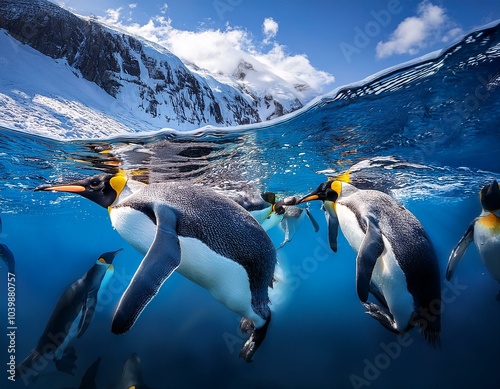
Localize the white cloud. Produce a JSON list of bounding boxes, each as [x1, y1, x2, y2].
[[129, 3, 137, 9], [102, 7, 123, 24], [376, 1, 463, 59], [263, 17, 279, 44], [97, 8, 334, 95], [255, 44, 334, 92]]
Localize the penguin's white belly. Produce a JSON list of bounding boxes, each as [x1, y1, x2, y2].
[[371, 237, 414, 331], [336, 204, 364, 252], [177, 237, 262, 326], [109, 207, 262, 327], [53, 310, 82, 360], [110, 207, 156, 254], [474, 219, 500, 281], [336, 204, 414, 331], [97, 267, 114, 301]]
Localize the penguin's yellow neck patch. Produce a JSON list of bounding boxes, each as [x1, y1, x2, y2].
[[330, 181, 342, 197], [109, 171, 127, 197], [478, 212, 500, 232]]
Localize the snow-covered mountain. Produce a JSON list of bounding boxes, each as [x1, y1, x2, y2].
[[0, 0, 306, 139]]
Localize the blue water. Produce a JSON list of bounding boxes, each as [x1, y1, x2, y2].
[[1, 22, 500, 389]]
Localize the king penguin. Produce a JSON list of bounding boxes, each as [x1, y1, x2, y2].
[[110, 353, 157, 389], [36, 172, 277, 362], [299, 180, 441, 345], [446, 180, 500, 297], [17, 250, 121, 380], [233, 191, 319, 248]]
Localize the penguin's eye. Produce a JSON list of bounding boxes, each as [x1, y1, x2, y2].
[[89, 179, 100, 189]]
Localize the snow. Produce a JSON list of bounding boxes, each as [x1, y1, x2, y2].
[[0, 30, 148, 139]]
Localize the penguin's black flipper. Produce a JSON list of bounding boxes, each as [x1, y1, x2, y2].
[[305, 206, 320, 233], [323, 201, 339, 252], [78, 357, 101, 389], [112, 206, 181, 334], [77, 291, 98, 338], [356, 216, 384, 303], [369, 282, 389, 309], [446, 219, 476, 281], [0, 243, 15, 274]]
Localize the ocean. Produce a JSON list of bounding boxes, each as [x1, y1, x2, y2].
[[1, 21, 500, 389]]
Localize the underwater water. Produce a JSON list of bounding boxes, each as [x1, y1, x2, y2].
[[1, 22, 500, 389]]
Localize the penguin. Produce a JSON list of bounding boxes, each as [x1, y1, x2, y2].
[[0, 217, 15, 274], [17, 250, 121, 381], [233, 191, 319, 247], [446, 180, 500, 297], [35, 172, 277, 362], [75, 357, 101, 389], [298, 180, 441, 345], [60, 357, 101, 389], [110, 353, 157, 389]]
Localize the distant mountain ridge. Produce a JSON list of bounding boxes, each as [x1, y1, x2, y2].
[[0, 0, 306, 137]]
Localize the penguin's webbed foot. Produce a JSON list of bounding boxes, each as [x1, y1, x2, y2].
[[239, 316, 271, 363], [362, 302, 399, 334], [239, 317, 255, 334]]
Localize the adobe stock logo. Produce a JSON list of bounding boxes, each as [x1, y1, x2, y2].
[[340, 0, 403, 64], [213, 0, 243, 21]]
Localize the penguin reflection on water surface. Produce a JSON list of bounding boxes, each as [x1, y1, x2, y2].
[[299, 180, 441, 345], [36, 172, 277, 362], [17, 250, 121, 380], [447, 180, 500, 297]]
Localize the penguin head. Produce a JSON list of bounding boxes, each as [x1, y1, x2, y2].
[[298, 180, 342, 204], [96, 249, 123, 266], [480, 180, 500, 212], [35, 172, 128, 208]]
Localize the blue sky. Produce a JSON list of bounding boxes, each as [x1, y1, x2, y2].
[[53, 0, 499, 96]]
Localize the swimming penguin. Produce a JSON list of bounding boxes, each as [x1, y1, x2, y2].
[[110, 353, 157, 389], [75, 357, 101, 389], [233, 191, 319, 247], [35, 172, 277, 362], [59, 357, 101, 389], [17, 250, 121, 381], [0, 217, 15, 274], [299, 180, 441, 345], [446, 180, 500, 297]]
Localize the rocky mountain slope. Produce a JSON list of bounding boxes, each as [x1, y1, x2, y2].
[[0, 0, 306, 138]]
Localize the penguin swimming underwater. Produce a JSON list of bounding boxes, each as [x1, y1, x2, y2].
[[17, 250, 121, 381], [232, 191, 319, 248], [110, 353, 157, 389], [36, 172, 277, 362], [446, 180, 500, 297], [0, 217, 15, 274], [299, 180, 441, 345]]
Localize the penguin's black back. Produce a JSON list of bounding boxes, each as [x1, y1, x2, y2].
[[343, 189, 441, 340], [120, 182, 277, 299]]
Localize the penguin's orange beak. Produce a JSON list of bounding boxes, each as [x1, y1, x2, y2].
[[298, 194, 320, 203], [35, 185, 86, 193]]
